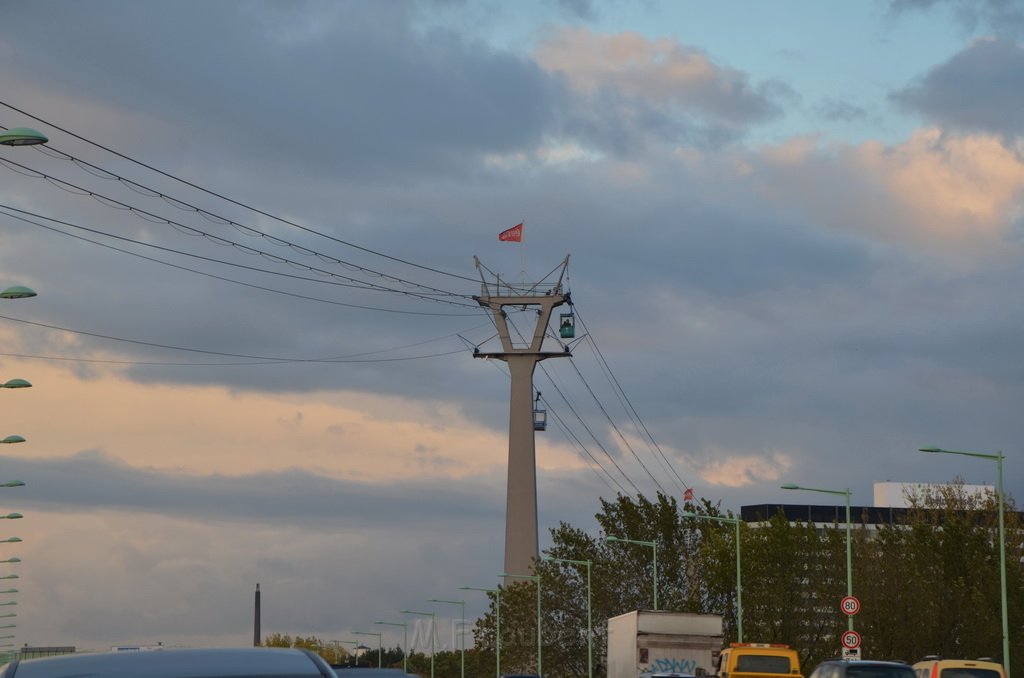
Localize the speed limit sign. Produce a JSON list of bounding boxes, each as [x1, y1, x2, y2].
[[841, 595, 861, 616], [841, 630, 862, 649]]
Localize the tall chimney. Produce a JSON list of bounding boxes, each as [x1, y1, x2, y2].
[[254, 583, 261, 647]]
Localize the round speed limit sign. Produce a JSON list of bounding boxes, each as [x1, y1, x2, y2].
[[841, 630, 862, 649], [841, 595, 861, 616]]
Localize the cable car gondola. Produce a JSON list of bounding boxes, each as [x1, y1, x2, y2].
[[558, 312, 575, 339], [533, 392, 547, 431]]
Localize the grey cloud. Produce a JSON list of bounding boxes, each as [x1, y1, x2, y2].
[[890, 36, 1024, 135], [0, 1, 563, 182], [889, 0, 1024, 37], [816, 98, 869, 123], [13, 449, 504, 528]]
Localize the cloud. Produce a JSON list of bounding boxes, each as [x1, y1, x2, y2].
[[745, 129, 1024, 253], [533, 28, 786, 152], [698, 451, 792, 488], [0, 1, 563, 183], [889, 0, 1024, 37], [891, 36, 1024, 136]]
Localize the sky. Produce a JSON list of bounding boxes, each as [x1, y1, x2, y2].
[[1, 0, 1024, 655]]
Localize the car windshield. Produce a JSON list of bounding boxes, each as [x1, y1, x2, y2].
[[847, 666, 916, 678], [941, 670, 1001, 678], [736, 656, 792, 673]]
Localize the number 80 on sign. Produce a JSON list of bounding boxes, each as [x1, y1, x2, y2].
[[841, 595, 860, 615]]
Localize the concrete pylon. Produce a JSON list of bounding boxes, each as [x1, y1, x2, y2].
[[473, 255, 571, 577]]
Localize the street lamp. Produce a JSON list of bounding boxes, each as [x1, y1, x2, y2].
[[1, 380, 30, 390], [401, 609, 436, 678], [0, 287, 37, 299], [544, 556, 593, 678], [0, 539, 21, 544], [429, 598, 465, 678], [460, 586, 501, 678], [0, 128, 48, 146], [0, 516, 21, 521], [0, 483, 24, 489], [499, 572, 542, 676], [781, 483, 853, 632], [352, 632, 382, 668], [0, 438, 25, 445], [606, 535, 659, 610], [682, 511, 744, 642], [920, 445, 1009, 677], [374, 621, 408, 675]]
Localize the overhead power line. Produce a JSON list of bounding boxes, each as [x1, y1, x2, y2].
[[0, 157, 475, 307], [0, 101, 477, 283], [0, 204, 480, 317]]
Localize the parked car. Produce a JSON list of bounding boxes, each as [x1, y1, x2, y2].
[[0, 647, 337, 678], [808, 659, 916, 678], [913, 657, 1005, 678]]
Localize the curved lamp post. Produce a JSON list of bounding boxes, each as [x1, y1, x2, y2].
[[499, 572, 542, 676], [606, 535, 658, 610], [920, 445, 1009, 677], [544, 556, 592, 678], [374, 621, 408, 675], [1, 380, 30, 390], [0, 128, 47, 147], [460, 586, 501, 678], [681, 512, 743, 641], [352, 632, 382, 668], [401, 609, 435, 678], [0, 438, 24, 446], [429, 598, 465, 678], [782, 483, 853, 632]]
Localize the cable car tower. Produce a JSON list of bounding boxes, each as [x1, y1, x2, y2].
[[473, 255, 572, 578]]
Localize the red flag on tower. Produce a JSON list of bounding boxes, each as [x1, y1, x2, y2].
[[498, 223, 523, 242]]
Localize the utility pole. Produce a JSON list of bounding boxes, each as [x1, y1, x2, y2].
[[473, 255, 572, 578]]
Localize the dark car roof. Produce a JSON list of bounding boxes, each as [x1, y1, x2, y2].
[[0, 647, 336, 678]]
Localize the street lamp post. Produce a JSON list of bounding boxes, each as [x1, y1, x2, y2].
[[544, 556, 592, 678], [682, 511, 744, 642], [352, 632, 382, 668], [429, 598, 465, 678], [920, 446, 1009, 677], [606, 536, 659, 610], [782, 483, 853, 632], [401, 609, 436, 678], [374, 621, 408, 675], [461, 586, 501, 678], [499, 572, 542, 676]]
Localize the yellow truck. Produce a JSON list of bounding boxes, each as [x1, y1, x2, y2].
[[716, 643, 802, 678]]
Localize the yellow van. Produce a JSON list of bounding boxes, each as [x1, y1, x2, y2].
[[717, 643, 802, 678], [913, 657, 1005, 678]]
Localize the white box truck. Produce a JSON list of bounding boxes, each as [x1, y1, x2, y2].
[[607, 610, 723, 678]]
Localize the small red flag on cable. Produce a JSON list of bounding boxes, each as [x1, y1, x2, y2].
[[498, 223, 523, 242], [683, 487, 695, 501]]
